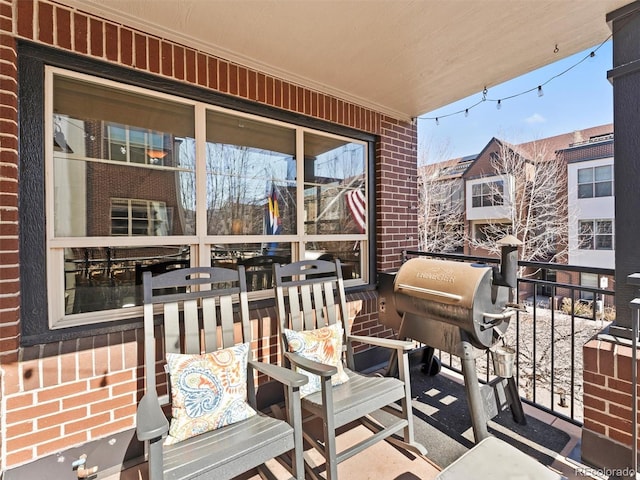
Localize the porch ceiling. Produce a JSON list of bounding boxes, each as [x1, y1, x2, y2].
[[63, 0, 631, 120]]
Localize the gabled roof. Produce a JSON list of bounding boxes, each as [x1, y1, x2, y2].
[[440, 124, 615, 180], [421, 155, 476, 180], [515, 124, 614, 158]]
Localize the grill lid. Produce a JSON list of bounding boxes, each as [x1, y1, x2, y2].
[[392, 257, 513, 349], [394, 258, 489, 309]]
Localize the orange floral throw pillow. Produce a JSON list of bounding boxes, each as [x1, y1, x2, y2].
[[283, 323, 350, 398], [163, 343, 256, 445]]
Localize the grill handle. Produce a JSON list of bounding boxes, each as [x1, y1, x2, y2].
[[482, 309, 518, 324], [396, 283, 463, 302]]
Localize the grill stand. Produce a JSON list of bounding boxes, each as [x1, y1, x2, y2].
[[397, 314, 526, 443]]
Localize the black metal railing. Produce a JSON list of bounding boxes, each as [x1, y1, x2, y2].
[[402, 249, 616, 425]]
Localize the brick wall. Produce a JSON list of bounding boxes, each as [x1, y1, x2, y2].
[[583, 339, 638, 449], [376, 116, 419, 272], [0, 0, 19, 470], [0, 0, 19, 362], [0, 0, 416, 470]]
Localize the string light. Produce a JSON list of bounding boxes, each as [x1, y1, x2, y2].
[[422, 34, 611, 125]]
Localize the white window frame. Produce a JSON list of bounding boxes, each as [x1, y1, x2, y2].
[[45, 67, 369, 329], [471, 180, 504, 207], [577, 165, 613, 199], [110, 198, 169, 236], [578, 219, 614, 251]]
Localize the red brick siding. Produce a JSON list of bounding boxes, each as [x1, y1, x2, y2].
[[0, 0, 20, 375], [0, 0, 415, 469], [564, 142, 614, 163], [376, 116, 418, 272], [583, 339, 640, 449]]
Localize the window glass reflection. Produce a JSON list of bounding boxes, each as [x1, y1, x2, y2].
[[305, 241, 362, 280], [52, 75, 196, 237], [303, 133, 366, 235], [205, 110, 297, 236], [211, 243, 291, 291], [64, 245, 190, 314]]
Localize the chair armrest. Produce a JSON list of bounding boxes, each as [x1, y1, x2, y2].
[[285, 351, 337, 377], [348, 334, 414, 352], [136, 391, 169, 441], [248, 359, 308, 388]]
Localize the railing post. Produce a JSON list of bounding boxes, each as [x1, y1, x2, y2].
[[630, 297, 639, 479], [628, 273, 640, 478]]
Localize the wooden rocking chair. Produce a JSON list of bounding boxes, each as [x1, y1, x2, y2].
[[136, 266, 307, 480], [273, 259, 426, 480]]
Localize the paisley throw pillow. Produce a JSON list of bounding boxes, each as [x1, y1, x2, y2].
[[283, 323, 350, 397], [164, 342, 256, 445]]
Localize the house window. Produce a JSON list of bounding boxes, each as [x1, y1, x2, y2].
[[577, 165, 613, 198], [110, 199, 169, 236], [580, 272, 598, 301], [578, 220, 614, 250], [46, 67, 369, 328], [471, 180, 504, 207]]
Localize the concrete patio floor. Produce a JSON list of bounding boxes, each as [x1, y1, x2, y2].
[[109, 365, 599, 480]]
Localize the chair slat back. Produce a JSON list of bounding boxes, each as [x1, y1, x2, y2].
[[201, 296, 219, 352], [182, 299, 200, 353], [163, 301, 181, 354], [273, 259, 350, 359], [142, 266, 250, 397]]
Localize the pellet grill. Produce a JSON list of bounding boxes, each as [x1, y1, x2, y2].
[[378, 236, 526, 442]]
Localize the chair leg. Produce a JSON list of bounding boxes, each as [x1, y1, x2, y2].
[[397, 351, 428, 455], [147, 437, 164, 480], [288, 388, 306, 480], [320, 377, 338, 480], [397, 351, 415, 444]]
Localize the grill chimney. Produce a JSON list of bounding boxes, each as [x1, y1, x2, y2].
[[493, 235, 522, 289]]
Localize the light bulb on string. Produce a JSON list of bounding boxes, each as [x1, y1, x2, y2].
[[416, 31, 611, 124]]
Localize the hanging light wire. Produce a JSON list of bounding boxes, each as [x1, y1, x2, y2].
[[419, 34, 611, 124]]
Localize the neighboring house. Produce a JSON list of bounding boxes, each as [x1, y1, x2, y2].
[[419, 124, 615, 300], [562, 132, 615, 299], [417, 156, 473, 253]]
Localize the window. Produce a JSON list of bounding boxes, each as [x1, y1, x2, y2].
[[111, 199, 169, 236], [578, 220, 614, 250], [577, 165, 613, 198], [471, 180, 504, 207], [580, 272, 598, 301], [46, 67, 369, 329]]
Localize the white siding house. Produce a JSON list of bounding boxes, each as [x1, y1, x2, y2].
[[567, 152, 615, 269]]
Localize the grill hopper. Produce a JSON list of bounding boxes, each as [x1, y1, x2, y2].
[[391, 257, 510, 350]]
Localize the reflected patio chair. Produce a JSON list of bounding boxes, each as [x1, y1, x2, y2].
[[273, 259, 426, 480], [239, 255, 289, 291], [136, 266, 307, 480]]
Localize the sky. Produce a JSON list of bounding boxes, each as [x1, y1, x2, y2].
[[417, 40, 613, 164]]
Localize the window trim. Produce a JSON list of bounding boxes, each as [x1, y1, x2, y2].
[[471, 179, 505, 208], [577, 219, 614, 251], [19, 42, 377, 345], [577, 164, 614, 199]]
